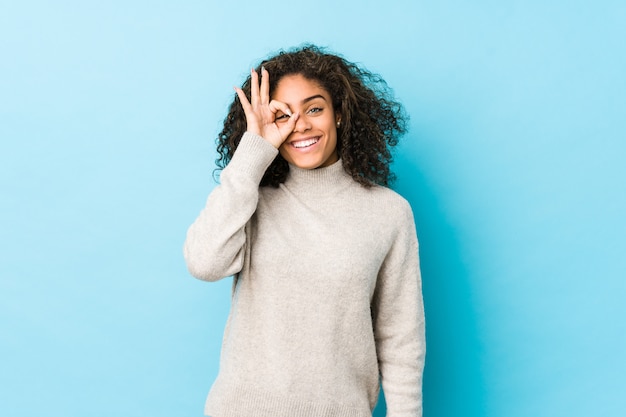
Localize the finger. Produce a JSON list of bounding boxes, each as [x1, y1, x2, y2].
[[250, 68, 260, 107], [260, 66, 269, 105], [234, 87, 252, 113], [278, 111, 299, 138], [268, 100, 292, 117]]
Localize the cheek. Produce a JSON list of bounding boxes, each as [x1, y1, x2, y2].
[[324, 116, 338, 136], [277, 145, 294, 162], [329, 124, 338, 142]]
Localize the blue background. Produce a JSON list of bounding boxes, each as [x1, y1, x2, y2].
[[2, 1, 625, 416]]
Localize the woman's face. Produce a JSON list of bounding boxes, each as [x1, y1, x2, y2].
[[272, 74, 340, 170]]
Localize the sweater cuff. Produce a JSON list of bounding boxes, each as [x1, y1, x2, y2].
[[225, 132, 279, 184]]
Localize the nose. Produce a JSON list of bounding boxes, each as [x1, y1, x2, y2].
[[293, 114, 311, 133]]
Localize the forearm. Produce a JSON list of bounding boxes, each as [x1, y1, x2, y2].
[[183, 132, 278, 281], [378, 315, 425, 417], [374, 202, 426, 416]]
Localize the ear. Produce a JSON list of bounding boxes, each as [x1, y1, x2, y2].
[[335, 113, 342, 128]]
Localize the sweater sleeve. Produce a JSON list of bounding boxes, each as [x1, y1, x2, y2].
[[372, 200, 426, 417], [183, 132, 278, 281]]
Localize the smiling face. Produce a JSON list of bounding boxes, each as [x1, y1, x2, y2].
[[272, 74, 340, 170]]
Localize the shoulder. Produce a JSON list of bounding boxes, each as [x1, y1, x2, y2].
[[362, 184, 414, 218], [344, 183, 416, 236]]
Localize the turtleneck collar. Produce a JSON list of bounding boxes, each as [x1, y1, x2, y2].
[[283, 159, 354, 195]]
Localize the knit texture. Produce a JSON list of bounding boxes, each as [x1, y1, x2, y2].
[[184, 132, 425, 417]]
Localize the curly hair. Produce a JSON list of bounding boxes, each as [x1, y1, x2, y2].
[[215, 44, 408, 187]]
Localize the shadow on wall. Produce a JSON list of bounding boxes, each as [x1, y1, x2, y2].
[[372, 150, 487, 417]]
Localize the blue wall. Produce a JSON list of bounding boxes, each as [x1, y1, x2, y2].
[[1, 1, 625, 416]]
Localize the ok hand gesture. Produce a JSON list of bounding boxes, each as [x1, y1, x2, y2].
[[234, 67, 299, 149]]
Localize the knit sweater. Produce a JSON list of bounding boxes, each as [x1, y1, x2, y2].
[[184, 132, 425, 417]]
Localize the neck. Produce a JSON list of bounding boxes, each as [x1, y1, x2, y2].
[[284, 159, 354, 195]]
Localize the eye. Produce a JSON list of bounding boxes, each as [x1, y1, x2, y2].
[[307, 107, 323, 115], [275, 113, 289, 122]]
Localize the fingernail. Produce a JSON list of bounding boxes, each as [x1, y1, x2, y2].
[[261, 65, 266, 73], [285, 108, 292, 116]]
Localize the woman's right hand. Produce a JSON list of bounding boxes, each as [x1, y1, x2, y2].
[[234, 67, 299, 149]]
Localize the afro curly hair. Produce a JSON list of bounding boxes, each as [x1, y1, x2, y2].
[[215, 44, 408, 188]]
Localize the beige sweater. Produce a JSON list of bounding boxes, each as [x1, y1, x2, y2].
[[184, 132, 425, 417]]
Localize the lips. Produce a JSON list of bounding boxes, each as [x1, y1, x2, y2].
[[290, 136, 320, 149]]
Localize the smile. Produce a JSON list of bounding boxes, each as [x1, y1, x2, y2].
[[291, 137, 320, 149]]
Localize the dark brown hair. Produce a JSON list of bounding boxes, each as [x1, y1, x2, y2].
[[216, 44, 408, 187]]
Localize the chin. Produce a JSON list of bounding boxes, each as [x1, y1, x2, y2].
[[282, 152, 338, 170], [286, 158, 323, 170]]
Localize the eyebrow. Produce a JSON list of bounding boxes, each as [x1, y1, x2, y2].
[[276, 94, 328, 112], [300, 94, 327, 105]]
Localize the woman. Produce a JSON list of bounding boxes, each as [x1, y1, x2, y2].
[[184, 45, 425, 417]]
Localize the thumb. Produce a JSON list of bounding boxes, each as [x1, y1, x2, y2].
[[278, 112, 299, 140]]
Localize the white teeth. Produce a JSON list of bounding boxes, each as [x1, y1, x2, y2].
[[292, 138, 318, 148]]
